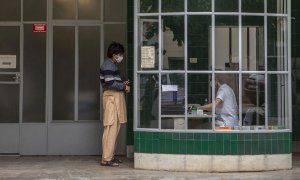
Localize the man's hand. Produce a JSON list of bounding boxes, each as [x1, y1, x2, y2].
[[125, 84, 130, 93], [199, 98, 223, 111]]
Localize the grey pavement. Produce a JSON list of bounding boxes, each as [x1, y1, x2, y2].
[[1, 154, 300, 180]]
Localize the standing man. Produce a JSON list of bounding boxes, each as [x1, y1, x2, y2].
[[100, 42, 130, 167]]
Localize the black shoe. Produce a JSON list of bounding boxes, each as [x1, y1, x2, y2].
[[112, 158, 122, 163], [100, 160, 119, 167]]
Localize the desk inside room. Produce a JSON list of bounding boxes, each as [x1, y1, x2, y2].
[[187, 113, 212, 130]]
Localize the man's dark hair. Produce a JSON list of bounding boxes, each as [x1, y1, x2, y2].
[[107, 42, 125, 58]]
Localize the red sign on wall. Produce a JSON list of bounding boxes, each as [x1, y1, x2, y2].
[[33, 24, 47, 32]]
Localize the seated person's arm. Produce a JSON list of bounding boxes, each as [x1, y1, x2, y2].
[[200, 98, 222, 111]]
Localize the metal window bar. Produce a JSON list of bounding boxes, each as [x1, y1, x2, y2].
[[134, 0, 291, 132]]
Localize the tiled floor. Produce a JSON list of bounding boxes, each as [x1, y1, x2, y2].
[[0, 154, 299, 179]]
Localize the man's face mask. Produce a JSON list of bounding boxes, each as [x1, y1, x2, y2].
[[115, 55, 124, 63]]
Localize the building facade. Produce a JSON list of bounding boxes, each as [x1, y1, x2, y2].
[[0, 0, 128, 155], [131, 0, 293, 171]]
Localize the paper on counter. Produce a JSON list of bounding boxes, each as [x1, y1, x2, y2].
[[162, 85, 178, 92]]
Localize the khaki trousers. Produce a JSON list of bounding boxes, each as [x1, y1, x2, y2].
[[102, 119, 121, 161]]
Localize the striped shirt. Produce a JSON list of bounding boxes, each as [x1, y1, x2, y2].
[[100, 58, 124, 91]]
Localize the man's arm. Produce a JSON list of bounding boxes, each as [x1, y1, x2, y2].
[[103, 72, 125, 90], [200, 98, 222, 111], [100, 63, 125, 91]]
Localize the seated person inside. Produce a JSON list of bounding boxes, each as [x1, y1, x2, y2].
[[199, 74, 238, 127]]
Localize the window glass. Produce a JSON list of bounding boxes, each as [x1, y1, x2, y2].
[[24, 0, 47, 21], [0, 85, 19, 123], [161, 73, 185, 129], [242, 16, 265, 71], [188, 15, 211, 71], [188, 74, 212, 130], [268, 17, 288, 71], [53, 26, 75, 120], [162, 16, 184, 70], [162, 0, 184, 12], [215, 0, 238, 12], [0, 84, 20, 123], [268, 74, 288, 129], [104, 0, 126, 22], [162, 117, 185, 129], [138, 16, 159, 71], [79, 0, 101, 20], [0, 27, 20, 72], [161, 73, 185, 115], [215, 16, 239, 71], [138, 74, 159, 128], [242, 73, 265, 129], [0, 0, 20, 21], [213, 74, 239, 130], [135, 0, 290, 132], [268, 0, 287, 14], [242, 0, 264, 13], [23, 24, 46, 122], [78, 26, 100, 120], [140, 0, 158, 13], [53, 0, 76, 19], [188, 0, 211, 12]]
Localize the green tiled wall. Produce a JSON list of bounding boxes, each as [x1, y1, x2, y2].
[[134, 131, 291, 155]]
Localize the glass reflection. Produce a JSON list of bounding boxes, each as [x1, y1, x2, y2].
[[242, 16, 265, 71], [242, 0, 264, 13], [242, 74, 265, 128], [138, 74, 159, 128], [268, 74, 288, 129], [24, 0, 47, 21], [162, 16, 184, 70], [215, 16, 239, 71], [188, 74, 212, 130], [268, 17, 287, 71], [104, 0, 126, 22], [139, 17, 159, 70], [162, 0, 184, 12], [53, 27, 75, 120], [23, 24, 46, 123], [78, 0, 101, 20], [268, 0, 287, 14], [0, 0, 21, 21], [215, 0, 238, 12], [188, 15, 211, 70], [161, 73, 185, 115], [0, 85, 19, 123], [0, 27, 20, 72], [78, 27, 100, 120], [188, 0, 211, 12], [140, 0, 158, 13], [53, 0, 76, 19]]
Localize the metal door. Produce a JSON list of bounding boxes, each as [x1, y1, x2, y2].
[[48, 25, 126, 155], [0, 27, 21, 154]]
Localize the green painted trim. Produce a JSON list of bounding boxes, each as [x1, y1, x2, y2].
[[292, 0, 300, 141], [134, 131, 292, 155], [126, 1, 134, 146]]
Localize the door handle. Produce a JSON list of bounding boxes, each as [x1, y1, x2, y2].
[[12, 73, 21, 83]]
